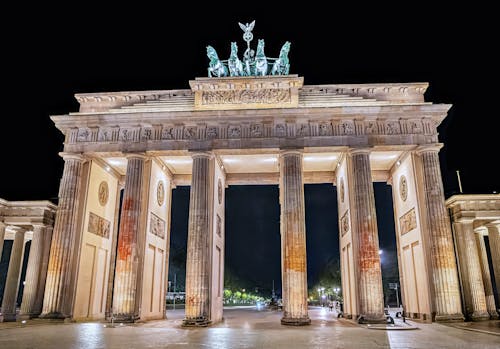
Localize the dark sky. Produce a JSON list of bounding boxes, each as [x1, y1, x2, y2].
[[1, 4, 498, 293]]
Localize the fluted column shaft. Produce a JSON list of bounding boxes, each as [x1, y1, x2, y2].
[[184, 153, 212, 326], [34, 226, 53, 316], [20, 225, 46, 318], [417, 146, 463, 321], [349, 149, 385, 323], [112, 155, 145, 322], [41, 155, 84, 319], [280, 150, 310, 326], [487, 224, 500, 309], [475, 233, 499, 319], [0, 222, 5, 263], [1, 228, 26, 322], [459, 222, 489, 320]]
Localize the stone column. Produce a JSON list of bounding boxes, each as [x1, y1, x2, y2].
[[112, 154, 146, 322], [458, 222, 489, 320], [34, 226, 53, 316], [19, 225, 46, 319], [183, 152, 212, 327], [415, 145, 463, 321], [41, 154, 85, 319], [279, 150, 310, 326], [349, 148, 385, 323], [0, 228, 26, 322], [0, 222, 5, 263], [475, 233, 499, 319], [486, 224, 500, 308]]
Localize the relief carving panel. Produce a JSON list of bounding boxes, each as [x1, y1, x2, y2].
[[399, 208, 417, 235], [88, 212, 110, 239], [150, 212, 165, 239]]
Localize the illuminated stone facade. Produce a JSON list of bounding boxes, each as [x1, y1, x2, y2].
[[0, 75, 469, 325], [0, 199, 56, 322], [446, 194, 500, 321]]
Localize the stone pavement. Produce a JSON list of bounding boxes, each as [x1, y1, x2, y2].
[[0, 306, 498, 348]]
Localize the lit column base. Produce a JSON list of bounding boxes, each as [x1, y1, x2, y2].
[[281, 316, 311, 326], [357, 314, 387, 324], [17, 313, 38, 321], [470, 311, 491, 321], [38, 312, 67, 320], [110, 313, 139, 323], [182, 317, 210, 327], [435, 313, 465, 322], [0, 314, 17, 322]]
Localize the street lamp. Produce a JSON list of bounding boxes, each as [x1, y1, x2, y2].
[[317, 287, 325, 306]]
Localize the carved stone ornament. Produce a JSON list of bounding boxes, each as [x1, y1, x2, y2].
[[150, 212, 165, 239], [207, 126, 218, 138], [340, 178, 345, 203], [157, 180, 165, 206], [275, 124, 286, 137], [399, 175, 408, 202], [228, 125, 241, 138], [341, 210, 350, 236], [88, 212, 110, 239], [250, 124, 262, 137], [399, 207, 417, 235], [218, 178, 223, 205], [216, 214, 222, 236], [202, 89, 291, 105], [98, 181, 109, 206]]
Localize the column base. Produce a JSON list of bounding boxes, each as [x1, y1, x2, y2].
[[281, 316, 311, 326], [434, 313, 465, 322], [488, 311, 499, 320], [17, 313, 40, 321], [109, 313, 139, 323], [471, 311, 491, 321], [357, 314, 387, 324], [38, 312, 68, 320], [0, 313, 17, 322], [182, 317, 210, 327]]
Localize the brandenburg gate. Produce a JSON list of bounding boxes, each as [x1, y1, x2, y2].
[[3, 23, 479, 326]]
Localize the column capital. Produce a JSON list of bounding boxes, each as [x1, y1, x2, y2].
[[279, 148, 303, 157], [189, 151, 214, 160], [8, 226, 26, 234], [414, 143, 443, 155], [485, 223, 500, 230], [31, 224, 47, 231], [124, 152, 147, 160], [58, 152, 85, 162], [348, 147, 372, 156]]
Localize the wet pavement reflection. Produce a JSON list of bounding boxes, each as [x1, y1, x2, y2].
[[0, 306, 498, 348]]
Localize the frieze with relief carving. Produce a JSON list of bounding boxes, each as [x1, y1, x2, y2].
[[201, 89, 291, 105], [150, 212, 165, 239], [70, 116, 437, 146], [341, 210, 350, 236], [88, 212, 110, 239], [399, 208, 417, 235]]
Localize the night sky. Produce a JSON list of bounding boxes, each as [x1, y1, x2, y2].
[[1, 5, 498, 295]]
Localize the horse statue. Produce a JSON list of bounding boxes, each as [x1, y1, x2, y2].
[[228, 42, 244, 76], [271, 41, 291, 75], [254, 39, 268, 76], [206, 45, 228, 77]]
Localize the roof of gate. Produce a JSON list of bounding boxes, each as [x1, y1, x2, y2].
[[72, 80, 431, 115]]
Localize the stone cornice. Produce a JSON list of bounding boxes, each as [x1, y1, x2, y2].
[[446, 194, 500, 222], [415, 143, 444, 155], [0, 198, 57, 227], [73, 81, 429, 113], [50, 80, 450, 154]]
